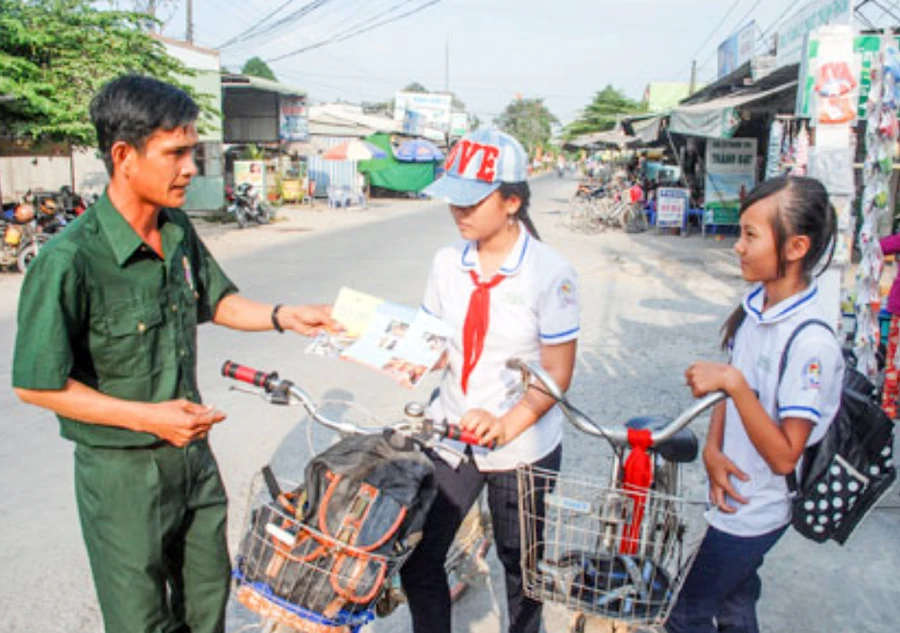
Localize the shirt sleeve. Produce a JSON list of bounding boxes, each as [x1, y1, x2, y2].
[[777, 333, 843, 425], [421, 253, 442, 318], [12, 247, 85, 390], [183, 219, 238, 324], [538, 263, 580, 344]]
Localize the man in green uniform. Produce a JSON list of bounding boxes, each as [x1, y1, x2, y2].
[[12, 75, 335, 633]]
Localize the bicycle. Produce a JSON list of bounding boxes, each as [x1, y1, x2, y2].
[[220, 361, 495, 633], [507, 359, 725, 633]]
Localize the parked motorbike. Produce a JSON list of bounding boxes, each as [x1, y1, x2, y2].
[[226, 183, 272, 228], [0, 203, 49, 272]]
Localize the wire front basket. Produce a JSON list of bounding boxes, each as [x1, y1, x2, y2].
[[232, 476, 413, 633], [517, 464, 695, 626]]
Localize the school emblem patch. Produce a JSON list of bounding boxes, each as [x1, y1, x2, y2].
[[557, 278, 577, 308], [802, 358, 822, 390]]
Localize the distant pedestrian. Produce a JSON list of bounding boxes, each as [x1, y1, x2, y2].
[[11, 74, 336, 633], [666, 176, 844, 633]]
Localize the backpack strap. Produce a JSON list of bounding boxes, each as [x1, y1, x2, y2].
[[776, 318, 834, 493]]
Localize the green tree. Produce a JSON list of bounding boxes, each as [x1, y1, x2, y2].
[[494, 97, 558, 154], [241, 56, 277, 82], [565, 85, 644, 138], [0, 0, 207, 146], [402, 81, 429, 93]]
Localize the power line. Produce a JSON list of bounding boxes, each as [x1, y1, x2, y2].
[[267, 0, 443, 62], [671, 0, 747, 80], [695, 0, 769, 79], [218, 0, 334, 49]]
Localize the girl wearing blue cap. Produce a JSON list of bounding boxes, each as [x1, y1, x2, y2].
[[399, 129, 580, 633]]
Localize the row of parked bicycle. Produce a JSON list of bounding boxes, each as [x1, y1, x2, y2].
[[565, 180, 649, 234], [0, 186, 95, 272]]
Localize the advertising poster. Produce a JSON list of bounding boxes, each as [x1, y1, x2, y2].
[[704, 138, 757, 226], [279, 96, 309, 141], [717, 21, 757, 79], [234, 161, 266, 190], [656, 188, 690, 229], [394, 91, 453, 132]]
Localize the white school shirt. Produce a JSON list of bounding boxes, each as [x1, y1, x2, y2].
[[421, 223, 580, 471], [707, 281, 845, 537]]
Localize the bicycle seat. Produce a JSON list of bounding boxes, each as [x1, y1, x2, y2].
[[624, 416, 698, 464]]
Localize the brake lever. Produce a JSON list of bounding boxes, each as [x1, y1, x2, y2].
[[228, 384, 276, 404]]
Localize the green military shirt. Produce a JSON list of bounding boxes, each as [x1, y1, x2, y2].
[[12, 193, 238, 447]]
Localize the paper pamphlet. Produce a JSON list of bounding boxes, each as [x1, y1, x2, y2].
[[306, 287, 452, 388]]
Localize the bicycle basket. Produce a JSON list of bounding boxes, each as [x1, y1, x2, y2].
[[232, 477, 414, 633], [517, 464, 697, 625]]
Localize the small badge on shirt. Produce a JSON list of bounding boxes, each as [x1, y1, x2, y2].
[[802, 357, 822, 390], [557, 278, 577, 308]]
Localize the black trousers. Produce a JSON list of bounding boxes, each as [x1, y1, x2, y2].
[[400, 444, 562, 633]]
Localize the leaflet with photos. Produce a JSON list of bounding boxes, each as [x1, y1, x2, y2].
[[306, 287, 452, 388]]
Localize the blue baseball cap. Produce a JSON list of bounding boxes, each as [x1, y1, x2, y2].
[[423, 129, 528, 206]]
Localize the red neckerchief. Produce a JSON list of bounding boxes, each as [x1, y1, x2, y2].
[[621, 427, 653, 555], [461, 269, 505, 394]]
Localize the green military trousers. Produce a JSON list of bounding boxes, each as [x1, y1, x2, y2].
[[74, 439, 231, 633]]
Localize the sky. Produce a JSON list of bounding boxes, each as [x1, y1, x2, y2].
[[154, 0, 891, 125]]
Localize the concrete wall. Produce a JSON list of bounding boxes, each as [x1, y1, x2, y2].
[[0, 149, 107, 203]]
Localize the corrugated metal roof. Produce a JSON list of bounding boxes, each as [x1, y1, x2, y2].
[[221, 74, 305, 97]]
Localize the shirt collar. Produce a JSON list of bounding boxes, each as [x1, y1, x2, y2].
[[459, 221, 531, 277], [743, 281, 819, 324], [95, 191, 182, 267]]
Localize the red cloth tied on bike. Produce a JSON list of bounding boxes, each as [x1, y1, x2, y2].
[[461, 270, 505, 394], [621, 427, 653, 555]]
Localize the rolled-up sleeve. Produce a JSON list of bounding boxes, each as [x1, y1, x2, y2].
[[193, 233, 238, 324], [12, 248, 85, 390]]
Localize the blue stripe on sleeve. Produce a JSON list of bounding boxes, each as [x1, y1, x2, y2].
[[778, 405, 821, 419], [540, 326, 580, 341]]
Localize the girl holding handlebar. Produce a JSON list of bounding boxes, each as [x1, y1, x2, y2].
[[399, 129, 580, 633]]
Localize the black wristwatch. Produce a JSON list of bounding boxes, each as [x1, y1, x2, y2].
[[271, 304, 285, 333]]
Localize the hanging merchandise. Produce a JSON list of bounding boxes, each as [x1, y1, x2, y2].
[[854, 43, 900, 378], [766, 120, 784, 180], [792, 123, 809, 176]]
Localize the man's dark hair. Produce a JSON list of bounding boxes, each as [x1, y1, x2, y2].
[[90, 74, 199, 175]]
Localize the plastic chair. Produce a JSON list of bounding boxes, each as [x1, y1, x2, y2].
[[327, 186, 345, 209]]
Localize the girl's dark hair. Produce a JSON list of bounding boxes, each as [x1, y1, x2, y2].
[[498, 181, 541, 241], [720, 176, 837, 349], [90, 74, 199, 175]]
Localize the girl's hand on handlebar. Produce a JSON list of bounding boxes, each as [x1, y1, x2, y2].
[[279, 304, 343, 336], [685, 362, 739, 397], [459, 408, 509, 448], [703, 445, 749, 513]]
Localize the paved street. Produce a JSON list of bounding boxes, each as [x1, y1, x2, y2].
[[1, 175, 898, 633]]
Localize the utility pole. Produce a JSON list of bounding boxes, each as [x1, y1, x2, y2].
[[186, 0, 193, 42], [689, 59, 697, 95], [444, 35, 449, 93]]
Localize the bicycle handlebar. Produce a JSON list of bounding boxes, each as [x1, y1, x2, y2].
[[221, 360, 495, 448], [506, 358, 726, 446]]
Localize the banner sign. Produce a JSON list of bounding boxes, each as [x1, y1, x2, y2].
[[777, 0, 852, 68], [234, 161, 266, 190], [656, 187, 690, 228], [279, 96, 309, 142], [394, 92, 453, 132], [704, 138, 757, 226], [450, 112, 469, 137], [717, 21, 757, 79]]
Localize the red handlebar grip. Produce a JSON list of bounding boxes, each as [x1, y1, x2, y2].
[[444, 424, 498, 450], [221, 361, 270, 388]]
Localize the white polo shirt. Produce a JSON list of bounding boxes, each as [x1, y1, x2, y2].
[[422, 223, 580, 471], [708, 281, 844, 537]]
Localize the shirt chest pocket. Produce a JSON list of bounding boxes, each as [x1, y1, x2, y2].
[[97, 300, 166, 378]]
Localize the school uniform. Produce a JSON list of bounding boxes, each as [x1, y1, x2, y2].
[[667, 281, 844, 633], [400, 223, 580, 633]]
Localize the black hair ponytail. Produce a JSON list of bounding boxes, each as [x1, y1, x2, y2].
[[499, 182, 541, 241]]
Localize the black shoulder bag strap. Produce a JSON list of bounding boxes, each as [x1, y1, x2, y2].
[[776, 318, 834, 493]]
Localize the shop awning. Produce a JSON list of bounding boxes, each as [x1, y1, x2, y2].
[[567, 129, 637, 149], [669, 81, 797, 139]]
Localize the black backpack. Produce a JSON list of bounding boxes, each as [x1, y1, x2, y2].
[[236, 431, 437, 622], [778, 319, 896, 544]]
